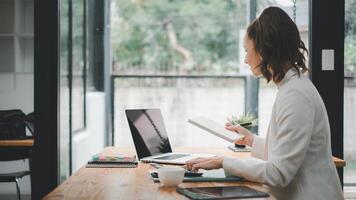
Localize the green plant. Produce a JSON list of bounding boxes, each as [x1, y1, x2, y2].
[[226, 113, 257, 130]]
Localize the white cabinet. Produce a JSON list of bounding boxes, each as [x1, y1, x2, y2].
[[0, 0, 34, 73]]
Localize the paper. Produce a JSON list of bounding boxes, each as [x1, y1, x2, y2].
[[188, 117, 244, 143]]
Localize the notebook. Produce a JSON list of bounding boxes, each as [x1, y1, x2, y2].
[[86, 153, 138, 168]]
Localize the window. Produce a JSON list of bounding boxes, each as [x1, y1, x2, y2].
[[111, 0, 249, 148], [72, 0, 86, 132], [111, 0, 309, 147], [59, 0, 88, 178], [256, 0, 309, 138], [59, 0, 71, 181], [344, 0, 356, 187]]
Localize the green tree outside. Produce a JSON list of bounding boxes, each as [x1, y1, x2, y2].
[[111, 0, 247, 75]]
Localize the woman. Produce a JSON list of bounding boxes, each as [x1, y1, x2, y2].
[[185, 7, 343, 200]]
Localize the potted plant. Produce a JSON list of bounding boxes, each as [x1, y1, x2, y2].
[[226, 114, 257, 148]]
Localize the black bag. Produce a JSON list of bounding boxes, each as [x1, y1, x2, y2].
[[0, 109, 28, 140]]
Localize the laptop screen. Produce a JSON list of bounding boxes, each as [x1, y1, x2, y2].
[[125, 109, 173, 159]]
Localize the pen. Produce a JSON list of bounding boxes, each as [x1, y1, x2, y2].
[[239, 122, 252, 127]]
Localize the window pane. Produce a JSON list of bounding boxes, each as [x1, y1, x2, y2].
[[111, 0, 247, 75], [59, 0, 70, 182], [114, 77, 244, 147], [111, 1, 311, 147], [72, 0, 85, 131], [111, 0, 248, 147], [344, 0, 356, 185]]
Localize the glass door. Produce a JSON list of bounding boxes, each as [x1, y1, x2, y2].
[[59, 0, 71, 182], [344, 0, 356, 188], [60, 0, 106, 179]]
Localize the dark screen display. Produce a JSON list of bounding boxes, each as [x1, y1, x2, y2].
[[126, 109, 172, 159]]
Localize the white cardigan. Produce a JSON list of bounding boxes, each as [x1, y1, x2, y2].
[[223, 68, 343, 200]]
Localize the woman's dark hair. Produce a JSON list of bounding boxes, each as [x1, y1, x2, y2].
[[247, 6, 308, 83]]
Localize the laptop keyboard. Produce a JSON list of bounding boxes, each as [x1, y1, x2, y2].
[[154, 154, 189, 160]]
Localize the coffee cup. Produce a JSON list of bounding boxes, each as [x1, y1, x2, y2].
[[157, 167, 185, 187]]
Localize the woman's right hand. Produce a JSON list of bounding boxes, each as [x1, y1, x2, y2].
[[225, 123, 254, 147]]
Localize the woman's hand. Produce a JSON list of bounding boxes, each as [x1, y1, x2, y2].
[[184, 156, 224, 172], [225, 123, 254, 147]]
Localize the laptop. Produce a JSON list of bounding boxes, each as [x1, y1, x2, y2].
[[125, 108, 214, 165]]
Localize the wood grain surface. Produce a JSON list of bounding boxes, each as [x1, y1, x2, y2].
[[43, 147, 345, 200], [43, 147, 274, 200], [0, 139, 34, 147]]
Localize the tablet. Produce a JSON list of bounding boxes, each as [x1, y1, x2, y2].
[[177, 186, 269, 200], [188, 117, 243, 143]]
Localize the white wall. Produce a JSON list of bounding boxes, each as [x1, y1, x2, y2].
[[72, 92, 106, 172], [0, 73, 33, 113], [0, 73, 34, 195]]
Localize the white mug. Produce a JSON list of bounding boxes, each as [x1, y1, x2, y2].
[[157, 167, 185, 187]]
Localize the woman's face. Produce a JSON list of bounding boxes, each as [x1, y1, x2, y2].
[[243, 35, 262, 77]]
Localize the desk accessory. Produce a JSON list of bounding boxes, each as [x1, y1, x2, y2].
[[157, 167, 185, 187], [151, 171, 203, 178], [227, 145, 251, 152], [177, 185, 269, 200], [150, 163, 203, 177]]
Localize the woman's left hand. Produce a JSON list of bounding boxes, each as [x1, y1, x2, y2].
[[225, 124, 254, 147], [184, 156, 224, 172]]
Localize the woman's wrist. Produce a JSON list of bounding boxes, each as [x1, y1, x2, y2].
[[246, 133, 254, 147]]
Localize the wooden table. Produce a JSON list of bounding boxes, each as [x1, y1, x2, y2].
[[44, 147, 275, 200], [0, 139, 34, 147], [333, 156, 346, 167], [43, 147, 346, 200]]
